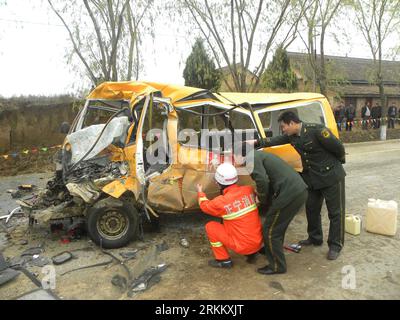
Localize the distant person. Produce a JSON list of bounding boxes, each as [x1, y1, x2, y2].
[[334, 104, 345, 132], [345, 104, 355, 131], [361, 102, 371, 130], [388, 104, 397, 129], [371, 103, 382, 129]]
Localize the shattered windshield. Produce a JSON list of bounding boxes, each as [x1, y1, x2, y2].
[[82, 100, 131, 129]]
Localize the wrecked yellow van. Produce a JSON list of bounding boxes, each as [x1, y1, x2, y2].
[[18, 81, 338, 248]]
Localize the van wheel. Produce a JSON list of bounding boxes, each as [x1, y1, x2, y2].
[[87, 200, 139, 249]]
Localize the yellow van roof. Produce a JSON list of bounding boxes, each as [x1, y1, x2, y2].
[[87, 81, 209, 104], [215, 92, 325, 106], [87, 82, 325, 108]]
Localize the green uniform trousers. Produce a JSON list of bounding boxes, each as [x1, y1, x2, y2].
[[305, 179, 346, 251], [263, 189, 308, 273]]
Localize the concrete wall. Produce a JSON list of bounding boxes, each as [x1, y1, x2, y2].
[[0, 100, 79, 153]]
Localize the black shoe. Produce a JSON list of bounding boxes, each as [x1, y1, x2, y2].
[[257, 265, 286, 275], [208, 259, 233, 269], [245, 253, 258, 264], [327, 249, 340, 260], [298, 238, 323, 246]]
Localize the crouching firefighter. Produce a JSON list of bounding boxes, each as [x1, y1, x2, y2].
[[196, 163, 263, 269], [239, 143, 308, 275]]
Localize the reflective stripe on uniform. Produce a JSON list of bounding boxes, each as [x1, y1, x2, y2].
[[210, 241, 223, 247], [198, 197, 208, 204], [222, 204, 257, 221]]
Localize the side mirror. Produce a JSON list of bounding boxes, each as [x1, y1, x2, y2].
[[60, 122, 71, 134]]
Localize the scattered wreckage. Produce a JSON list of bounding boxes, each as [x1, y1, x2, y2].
[[13, 81, 338, 249]]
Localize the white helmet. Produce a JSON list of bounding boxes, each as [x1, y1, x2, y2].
[[215, 163, 238, 186]]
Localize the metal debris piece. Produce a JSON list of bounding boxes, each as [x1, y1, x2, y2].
[[128, 263, 168, 296], [11, 191, 23, 199], [180, 238, 189, 248], [19, 240, 28, 246], [29, 256, 52, 268], [0, 253, 9, 272], [119, 249, 138, 260], [21, 247, 44, 257], [18, 185, 35, 191], [111, 274, 128, 291], [156, 240, 169, 253], [52, 252, 73, 265], [8, 256, 33, 269], [0, 207, 23, 224], [0, 268, 21, 286], [269, 281, 285, 292], [131, 275, 161, 293]]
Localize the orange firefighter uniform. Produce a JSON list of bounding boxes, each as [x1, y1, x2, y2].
[[198, 184, 263, 261]]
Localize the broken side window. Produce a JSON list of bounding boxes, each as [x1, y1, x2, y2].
[[257, 101, 325, 137], [176, 106, 203, 148], [141, 100, 170, 173]]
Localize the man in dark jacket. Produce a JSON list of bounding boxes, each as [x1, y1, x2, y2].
[[237, 146, 308, 275], [334, 104, 345, 131], [345, 104, 355, 131], [255, 111, 346, 260], [388, 104, 397, 129], [371, 103, 382, 129], [361, 102, 371, 130]]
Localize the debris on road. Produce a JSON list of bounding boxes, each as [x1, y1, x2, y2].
[[180, 238, 189, 248], [21, 246, 44, 257], [19, 239, 28, 246], [52, 251, 73, 265], [0, 268, 20, 287], [29, 255, 52, 268], [156, 240, 169, 253], [119, 249, 138, 260], [269, 281, 285, 293], [284, 244, 302, 253], [111, 274, 128, 291], [0, 253, 8, 272], [0, 207, 23, 225], [128, 263, 169, 297]]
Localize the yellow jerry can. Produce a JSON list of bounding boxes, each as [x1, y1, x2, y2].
[[345, 214, 361, 236]]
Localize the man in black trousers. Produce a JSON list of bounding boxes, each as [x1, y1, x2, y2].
[[255, 111, 346, 260]]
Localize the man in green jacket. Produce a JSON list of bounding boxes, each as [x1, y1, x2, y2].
[[256, 111, 346, 260], [236, 145, 308, 275]]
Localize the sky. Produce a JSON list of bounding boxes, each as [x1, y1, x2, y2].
[[0, 1, 397, 98]]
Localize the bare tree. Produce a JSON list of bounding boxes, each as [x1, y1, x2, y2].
[[298, 0, 343, 97], [48, 0, 153, 86], [350, 0, 400, 112], [180, 0, 309, 92]]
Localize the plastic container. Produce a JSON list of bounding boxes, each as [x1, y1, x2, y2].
[[366, 199, 398, 236], [345, 214, 361, 235]]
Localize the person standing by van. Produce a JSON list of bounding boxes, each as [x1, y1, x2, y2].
[[255, 111, 346, 260]]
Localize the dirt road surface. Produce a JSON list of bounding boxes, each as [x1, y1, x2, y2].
[[0, 140, 399, 300]]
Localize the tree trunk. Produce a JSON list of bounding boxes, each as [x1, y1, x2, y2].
[[319, 27, 327, 97]]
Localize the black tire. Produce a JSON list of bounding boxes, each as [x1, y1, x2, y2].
[[87, 199, 139, 249]]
